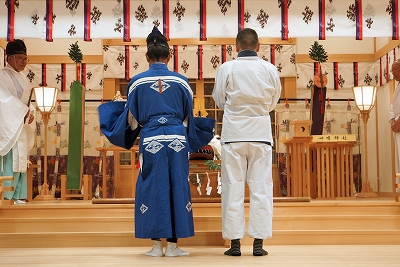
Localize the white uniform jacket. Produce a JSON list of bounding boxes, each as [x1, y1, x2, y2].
[[212, 54, 281, 144]]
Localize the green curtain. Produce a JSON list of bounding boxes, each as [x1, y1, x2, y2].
[[66, 81, 84, 189]]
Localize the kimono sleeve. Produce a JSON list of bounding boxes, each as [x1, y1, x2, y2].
[[187, 116, 215, 152], [98, 101, 141, 149]]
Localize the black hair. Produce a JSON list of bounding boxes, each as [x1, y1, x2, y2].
[[146, 46, 170, 62], [236, 28, 259, 50]]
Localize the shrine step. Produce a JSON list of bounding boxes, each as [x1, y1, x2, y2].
[[1, 229, 400, 248], [1, 214, 399, 233], [1, 199, 399, 248]]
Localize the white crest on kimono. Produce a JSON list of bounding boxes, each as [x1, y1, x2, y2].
[[145, 140, 164, 154], [168, 139, 185, 153], [186, 201, 192, 212], [140, 204, 148, 214], [150, 80, 170, 93], [158, 117, 168, 124]]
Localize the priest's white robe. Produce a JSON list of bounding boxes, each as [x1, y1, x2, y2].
[[0, 65, 34, 200]]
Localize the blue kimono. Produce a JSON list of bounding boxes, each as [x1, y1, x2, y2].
[[99, 63, 214, 239]]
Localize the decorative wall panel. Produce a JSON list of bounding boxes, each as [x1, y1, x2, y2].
[[1, 1, 398, 40]]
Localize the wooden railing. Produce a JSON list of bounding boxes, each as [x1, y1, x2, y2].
[[0, 176, 14, 207]]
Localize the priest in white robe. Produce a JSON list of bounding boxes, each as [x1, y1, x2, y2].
[[0, 39, 35, 204]]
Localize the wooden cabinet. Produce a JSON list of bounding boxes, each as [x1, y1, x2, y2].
[[102, 78, 129, 100], [96, 146, 139, 198], [113, 151, 139, 198]]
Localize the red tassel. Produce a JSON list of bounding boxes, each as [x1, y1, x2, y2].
[[318, 90, 322, 101], [158, 79, 162, 94], [135, 160, 140, 169]]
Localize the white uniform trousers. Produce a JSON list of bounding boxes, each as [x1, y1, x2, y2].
[[221, 142, 273, 240]]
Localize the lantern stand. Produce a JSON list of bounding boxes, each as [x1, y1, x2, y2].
[[33, 86, 59, 201], [352, 85, 379, 198]]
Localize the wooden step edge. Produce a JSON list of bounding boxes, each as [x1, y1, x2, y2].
[[1, 200, 398, 211], [0, 213, 400, 222], [1, 229, 399, 248], [91, 197, 312, 205], [0, 232, 224, 248], [0, 229, 224, 235], [0, 216, 135, 220], [2, 229, 399, 236], [272, 229, 400, 234], [273, 214, 400, 219]]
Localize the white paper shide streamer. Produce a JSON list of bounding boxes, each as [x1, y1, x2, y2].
[[196, 173, 201, 195], [205, 172, 212, 196]]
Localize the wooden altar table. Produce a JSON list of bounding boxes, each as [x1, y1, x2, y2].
[[309, 139, 357, 198], [284, 134, 357, 199]]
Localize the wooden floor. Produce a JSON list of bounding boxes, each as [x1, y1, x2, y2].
[[1, 245, 400, 266]]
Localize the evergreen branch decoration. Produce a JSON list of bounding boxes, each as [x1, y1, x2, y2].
[[309, 41, 328, 64], [309, 41, 328, 88], [68, 41, 83, 64], [204, 160, 221, 171]]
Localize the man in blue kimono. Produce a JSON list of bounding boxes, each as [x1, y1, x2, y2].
[[99, 27, 214, 257]]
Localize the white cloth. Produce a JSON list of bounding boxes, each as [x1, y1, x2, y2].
[[390, 83, 400, 173], [389, 83, 400, 122], [212, 56, 281, 145], [390, 82, 400, 195], [213, 53, 281, 240], [221, 142, 273, 240], [0, 64, 34, 172]]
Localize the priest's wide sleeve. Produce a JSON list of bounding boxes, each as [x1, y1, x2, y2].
[[187, 116, 215, 153], [98, 101, 141, 149]]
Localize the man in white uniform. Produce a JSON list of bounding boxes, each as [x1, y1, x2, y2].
[[390, 59, 400, 194], [0, 39, 34, 204], [212, 28, 281, 256]]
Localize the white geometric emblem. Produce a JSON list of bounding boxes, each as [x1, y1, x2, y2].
[[158, 117, 168, 124], [145, 140, 164, 154], [186, 201, 192, 212], [150, 80, 170, 93], [168, 138, 185, 153], [140, 204, 148, 214]]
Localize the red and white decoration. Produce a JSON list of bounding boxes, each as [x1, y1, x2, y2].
[[1, 1, 400, 92], [0, 1, 398, 41]]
